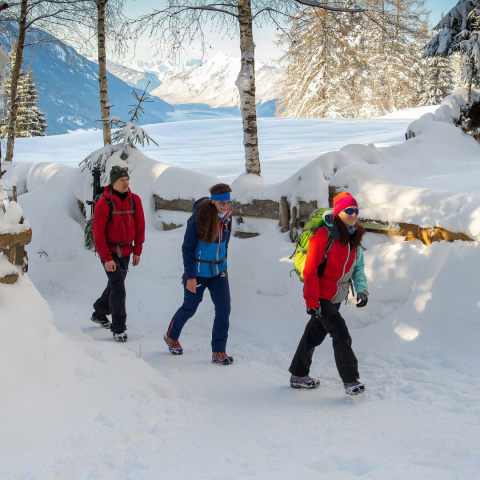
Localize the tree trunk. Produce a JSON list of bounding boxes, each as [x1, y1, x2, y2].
[[4, 0, 27, 164], [467, 62, 473, 103], [235, 0, 261, 176], [97, 0, 111, 145]]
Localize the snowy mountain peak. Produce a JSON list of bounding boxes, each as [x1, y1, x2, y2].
[[149, 52, 284, 107]]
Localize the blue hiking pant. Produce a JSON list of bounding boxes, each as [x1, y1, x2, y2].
[[167, 272, 231, 352]]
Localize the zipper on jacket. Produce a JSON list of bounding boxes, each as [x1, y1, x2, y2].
[[332, 243, 352, 302], [215, 229, 222, 276]]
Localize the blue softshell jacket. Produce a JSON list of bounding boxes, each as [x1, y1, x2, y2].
[[183, 198, 232, 279]]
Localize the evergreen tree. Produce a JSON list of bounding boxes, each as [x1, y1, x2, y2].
[[17, 67, 47, 137], [424, 0, 480, 101], [418, 54, 455, 106], [0, 45, 47, 138]]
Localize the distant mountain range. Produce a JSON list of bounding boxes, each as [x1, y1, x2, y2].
[[107, 53, 284, 116], [0, 24, 284, 135], [0, 24, 173, 135]]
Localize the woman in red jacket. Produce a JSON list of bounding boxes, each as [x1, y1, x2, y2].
[[90, 166, 145, 342], [289, 192, 369, 395]]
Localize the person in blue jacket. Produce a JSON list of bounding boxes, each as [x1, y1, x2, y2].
[[164, 183, 234, 365]]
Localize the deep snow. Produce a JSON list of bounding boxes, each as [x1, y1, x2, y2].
[[1, 101, 479, 479]]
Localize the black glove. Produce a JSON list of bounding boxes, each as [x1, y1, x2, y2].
[[307, 307, 321, 317], [307, 307, 329, 332], [356, 291, 368, 308]]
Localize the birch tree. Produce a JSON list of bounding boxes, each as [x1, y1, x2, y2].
[[97, 0, 111, 145], [2, 0, 27, 163], [126, 0, 365, 177], [0, 0, 127, 162]]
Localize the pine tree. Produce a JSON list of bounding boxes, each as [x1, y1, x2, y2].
[[0, 45, 47, 138], [18, 67, 47, 137], [418, 54, 455, 106], [424, 0, 480, 102]]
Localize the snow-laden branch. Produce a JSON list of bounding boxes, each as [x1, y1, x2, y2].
[[293, 0, 365, 13], [79, 118, 159, 175]]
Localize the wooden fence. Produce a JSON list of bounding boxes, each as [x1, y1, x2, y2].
[[0, 186, 31, 284], [154, 185, 474, 245]]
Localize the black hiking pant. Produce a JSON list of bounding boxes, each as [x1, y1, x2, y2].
[[289, 299, 359, 384], [93, 254, 130, 334]]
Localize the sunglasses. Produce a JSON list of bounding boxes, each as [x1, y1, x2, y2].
[[113, 167, 129, 174], [218, 201, 232, 207], [343, 208, 359, 215]]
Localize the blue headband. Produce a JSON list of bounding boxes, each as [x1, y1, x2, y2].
[[211, 192, 230, 201]]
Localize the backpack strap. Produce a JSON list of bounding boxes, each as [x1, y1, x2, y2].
[[316, 226, 334, 279], [105, 196, 135, 223], [105, 196, 137, 257]]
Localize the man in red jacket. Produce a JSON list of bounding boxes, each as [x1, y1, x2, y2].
[[90, 166, 145, 342]]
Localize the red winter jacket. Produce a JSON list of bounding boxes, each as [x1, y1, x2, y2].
[[303, 226, 358, 309], [93, 185, 145, 263]]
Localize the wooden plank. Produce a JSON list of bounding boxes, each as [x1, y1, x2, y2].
[[418, 227, 473, 245], [0, 273, 18, 284], [360, 220, 419, 238], [154, 195, 281, 219], [0, 228, 32, 249], [154, 195, 194, 213], [360, 220, 474, 244]]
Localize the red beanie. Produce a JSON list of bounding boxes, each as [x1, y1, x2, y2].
[[333, 192, 358, 216]]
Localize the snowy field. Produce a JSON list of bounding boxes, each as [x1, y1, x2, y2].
[[1, 99, 480, 480]]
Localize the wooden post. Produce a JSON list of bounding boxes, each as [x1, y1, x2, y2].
[[290, 205, 298, 241], [12, 185, 17, 202], [328, 186, 338, 207], [279, 196, 290, 233]]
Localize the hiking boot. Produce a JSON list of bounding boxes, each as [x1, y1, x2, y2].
[[290, 375, 320, 389], [212, 352, 233, 365], [113, 332, 128, 342], [344, 381, 365, 395], [91, 311, 111, 329], [164, 335, 183, 355]]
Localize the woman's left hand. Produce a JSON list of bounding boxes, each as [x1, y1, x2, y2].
[[356, 292, 368, 308], [186, 278, 197, 293]]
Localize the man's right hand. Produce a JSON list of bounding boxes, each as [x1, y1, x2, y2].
[[104, 260, 117, 272], [307, 307, 320, 317]]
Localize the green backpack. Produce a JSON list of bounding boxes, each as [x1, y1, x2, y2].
[[291, 207, 334, 282]]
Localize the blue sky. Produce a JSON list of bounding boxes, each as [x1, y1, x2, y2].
[[121, 0, 459, 63], [429, 0, 456, 22]]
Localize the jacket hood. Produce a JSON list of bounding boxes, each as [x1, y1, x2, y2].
[[323, 211, 341, 240], [192, 197, 209, 212]]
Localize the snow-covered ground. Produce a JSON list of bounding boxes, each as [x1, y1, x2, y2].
[[1, 101, 480, 479]]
